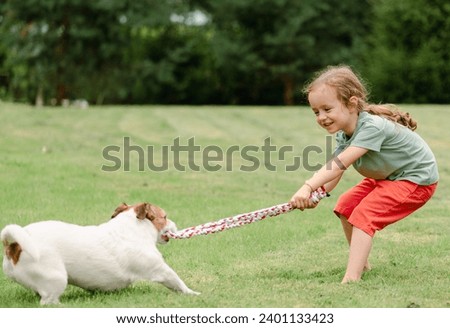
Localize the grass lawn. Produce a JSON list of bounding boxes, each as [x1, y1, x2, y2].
[[0, 102, 449, 308]]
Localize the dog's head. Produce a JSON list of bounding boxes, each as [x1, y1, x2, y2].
[[111, 203, 177, 244]]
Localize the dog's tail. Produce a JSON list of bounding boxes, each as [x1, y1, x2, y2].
[[1, 224, 40, 262]]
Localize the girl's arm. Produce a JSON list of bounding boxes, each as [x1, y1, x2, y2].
[[306, 170, 343, 194], [290, 146, 368, 209], [324, 172, 343, 193]]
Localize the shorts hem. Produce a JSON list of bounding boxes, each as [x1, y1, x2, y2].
[[334, 208, 376, 237]]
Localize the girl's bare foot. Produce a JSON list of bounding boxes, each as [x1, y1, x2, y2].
[[341, 263, 371, 284], [341, 276, 360, 284]]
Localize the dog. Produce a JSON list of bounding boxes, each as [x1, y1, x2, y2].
[[1, 202, 199, 304]]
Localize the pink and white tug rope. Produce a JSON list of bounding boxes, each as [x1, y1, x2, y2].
[[163, 187, 329, 240]]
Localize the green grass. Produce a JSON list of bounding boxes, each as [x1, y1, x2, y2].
[[0, 102, 449, 308]]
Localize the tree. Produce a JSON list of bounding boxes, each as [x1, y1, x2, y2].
[[362, 0, 450, 103], [120, 22, 219, 105], [198, 0, 371, 105], [0, 0, 177, 105]]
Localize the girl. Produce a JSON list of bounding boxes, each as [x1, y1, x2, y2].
[[290, 65, 438, 283]]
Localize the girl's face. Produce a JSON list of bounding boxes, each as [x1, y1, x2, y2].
[[308, 84, 358, 136]]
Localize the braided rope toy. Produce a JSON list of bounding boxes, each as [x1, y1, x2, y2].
[[163, 187, 329, 240]]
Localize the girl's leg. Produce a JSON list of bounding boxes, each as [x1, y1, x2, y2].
[[340, 216, 371, 274], [339, 215, 352, 244], [341, 226, 373, 283]]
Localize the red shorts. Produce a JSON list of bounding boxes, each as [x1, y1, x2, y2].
[[334, 178, 437, 237]]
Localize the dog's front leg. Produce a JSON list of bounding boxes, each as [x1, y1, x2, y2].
[[150, 263, 200, 295]]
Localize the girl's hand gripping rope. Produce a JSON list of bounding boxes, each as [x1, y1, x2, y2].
[[290, 185, 329, 211], [309, 186, 329, 204]]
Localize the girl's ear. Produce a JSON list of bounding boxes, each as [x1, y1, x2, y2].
[[348, 96, 359, 112]]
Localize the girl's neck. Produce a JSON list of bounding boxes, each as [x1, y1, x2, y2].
[[342, 111, 360, 137]]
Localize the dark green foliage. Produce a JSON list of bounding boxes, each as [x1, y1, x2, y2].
[[0, 0, 179, 105], [203, 0, 370, 105], [0, 0, 448, 105], [361, 0, 450, 103]]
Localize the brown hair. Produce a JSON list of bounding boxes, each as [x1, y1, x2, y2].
[[303, 65, 417, 131]]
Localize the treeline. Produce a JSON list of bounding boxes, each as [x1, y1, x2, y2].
[[0, 0, 448, 106]]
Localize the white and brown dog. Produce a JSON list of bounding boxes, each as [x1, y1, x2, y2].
[[1, 202, 199, 304]]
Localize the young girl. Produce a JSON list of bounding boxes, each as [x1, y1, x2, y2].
[[290, 65, 438, 283]]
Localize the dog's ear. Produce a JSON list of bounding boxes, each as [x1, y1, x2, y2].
[[145, 203, 157, 221], [111, 203, 128, 218], [134, 203, 148, 220]]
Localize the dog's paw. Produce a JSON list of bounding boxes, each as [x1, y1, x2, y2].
[[40, 297, 61, 305], [185, 289, 201, 296]]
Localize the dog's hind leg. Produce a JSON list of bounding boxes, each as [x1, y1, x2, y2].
[[39, 291, 63, 305], [31, 264, 68, 305], [37, 275, 67, 305]]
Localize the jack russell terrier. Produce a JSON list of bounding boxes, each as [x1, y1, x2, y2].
[[1, 202, 199, 304]]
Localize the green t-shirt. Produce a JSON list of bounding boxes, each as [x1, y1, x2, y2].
[[335, 111, 439, 185]]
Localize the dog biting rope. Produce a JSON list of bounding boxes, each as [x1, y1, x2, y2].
[[163, 187, 329, 240]]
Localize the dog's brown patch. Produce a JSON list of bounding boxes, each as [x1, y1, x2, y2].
[[111, 203, 129, 218], [134, 204, 168, 231], [134, 203, 149, 220], [147, 205, 168, 232], [111, 202, 168, 233], [5, 242, 22, 265]]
